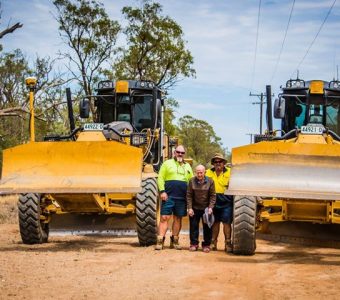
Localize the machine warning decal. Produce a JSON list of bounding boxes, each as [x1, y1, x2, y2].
[[83, 123, 104, 131]]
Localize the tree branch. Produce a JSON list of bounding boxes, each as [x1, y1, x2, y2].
[[0, 22, 23, 39]]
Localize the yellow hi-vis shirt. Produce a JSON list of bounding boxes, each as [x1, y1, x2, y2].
[[157, 158, 193, 199], [206, 167, 232, 208]]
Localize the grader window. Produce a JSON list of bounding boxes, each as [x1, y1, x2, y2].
[[309, 104, 324, 124], [284, 99, 306, 131], [294, 104, 306, 128], [117, 95, 131, 123], [133, 95, 154, 131], [326, 101, 340, 135]]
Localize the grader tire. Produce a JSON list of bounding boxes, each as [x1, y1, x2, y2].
[[136, 178, 158, 246], [232, 195, 257, 255], [18, 193, 49, 244]]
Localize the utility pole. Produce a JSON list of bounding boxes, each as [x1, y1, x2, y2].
[[249, 92, 265, 134], [249, 90, 274, 134], [246, 133, 255, 144]]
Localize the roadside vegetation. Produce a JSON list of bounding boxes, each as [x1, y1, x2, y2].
[[0, 195, 17, 224], [0, 0, 227, 169]]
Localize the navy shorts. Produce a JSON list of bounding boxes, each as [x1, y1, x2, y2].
[[213, 206, 233, 224], [161, 197, 187, 217]]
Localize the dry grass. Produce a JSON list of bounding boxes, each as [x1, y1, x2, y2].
[[0, 195, 18, 224]]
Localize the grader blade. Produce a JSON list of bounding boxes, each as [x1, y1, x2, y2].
[[0, 141, 143, 194], [226, 141, 340, 200], [49, 214, 138, 236]]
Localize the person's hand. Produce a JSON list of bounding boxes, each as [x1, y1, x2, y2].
[[188, 208, 194, 217], [208, 207, 213, 215], [160, 192, 168, 201]]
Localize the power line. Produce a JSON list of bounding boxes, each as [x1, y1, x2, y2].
[[291, 0, 337, 77], [250, 0, 262, 92], [270, 0, 295, 83]]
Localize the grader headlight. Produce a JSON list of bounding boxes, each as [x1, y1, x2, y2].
[[130, 133, 147, 146]]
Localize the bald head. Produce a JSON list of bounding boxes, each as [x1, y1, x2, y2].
[[195, 164, 205, 181]]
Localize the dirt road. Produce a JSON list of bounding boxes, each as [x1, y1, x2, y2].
[[1, 223, 340, 300], [1, 196, 340, 299]]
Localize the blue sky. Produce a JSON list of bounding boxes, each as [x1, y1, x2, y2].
[[2, 0, 340, 150]]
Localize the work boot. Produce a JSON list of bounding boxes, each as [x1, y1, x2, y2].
[[210, 239, 217, 251], [170, 236, 182, 250], [155, 235, 165, 250], [225, 240, 233, 253]]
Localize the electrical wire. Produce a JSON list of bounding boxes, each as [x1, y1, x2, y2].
[[250, 0, 262, 92], [270, 0, 295, 84], [291, 0, 337, 77]]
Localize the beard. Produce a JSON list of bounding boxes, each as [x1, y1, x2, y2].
[[176, 156, 183, 163]]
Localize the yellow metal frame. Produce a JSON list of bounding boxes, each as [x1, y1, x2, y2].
[[26, 77, 37, 142], [259, 198, 340, 225], [44, 193, 138, 215]]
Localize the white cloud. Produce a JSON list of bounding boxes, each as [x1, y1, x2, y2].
[[3, 0, 340, 149]]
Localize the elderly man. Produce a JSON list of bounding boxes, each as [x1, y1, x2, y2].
[[156, 145, 193, 250], [206, 153, 233, 253], [187, 165, 216, 253]]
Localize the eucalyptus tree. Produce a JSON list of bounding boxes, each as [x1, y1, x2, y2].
[[53, 0, 120, 114], [113, 1, 195, 91], [178, 115, 226, 166]]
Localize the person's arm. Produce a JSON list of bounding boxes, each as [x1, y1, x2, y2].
[[186, 164, 194, 182], [157, 163, 168, 201], [186, 179, 195, 216], [186, 179, 193, 210], [208, 179, 216, 209], [157, 163, 166, 192]]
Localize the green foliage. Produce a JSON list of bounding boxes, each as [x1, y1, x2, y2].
[[0, 49, 69, 168], [178, 115, 226, 166], [112, 1, 195, 91], [0, 0, 227, 172], [164, 98, 178, 136], [0, 49, 28, 106], [0, 50, 30, 149], [53, 0, 120, 115]]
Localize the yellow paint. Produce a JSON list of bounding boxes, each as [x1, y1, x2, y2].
[[76, 131, 107, 141], [25, 77, 37, 142], [1, 140, 143, 193], [29, 90, 35, 142], [309, 80, 324, 94], [260, 199, 340, 224], [116, 80, 129, 93], [232, 134, 340, 167]]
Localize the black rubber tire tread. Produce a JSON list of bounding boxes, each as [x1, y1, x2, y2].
[[18, 193, 49, 244], [232, 195, 257, 255], [136, 177, 158, 246]]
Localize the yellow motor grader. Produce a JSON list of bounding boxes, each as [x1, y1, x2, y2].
[[0, 78, 174, 245], [227, 79, 340, 255]]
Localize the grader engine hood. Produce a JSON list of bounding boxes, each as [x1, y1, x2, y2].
[[0, 140, 143, 194], [226, 141, 340, 200]]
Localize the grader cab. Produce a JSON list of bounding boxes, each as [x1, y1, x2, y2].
[[0, 79, 174, 245], [227, 79, 340, 255]]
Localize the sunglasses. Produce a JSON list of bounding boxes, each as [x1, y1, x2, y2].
[[213, 160, 223, 164], [176, 151, 185, 155]]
